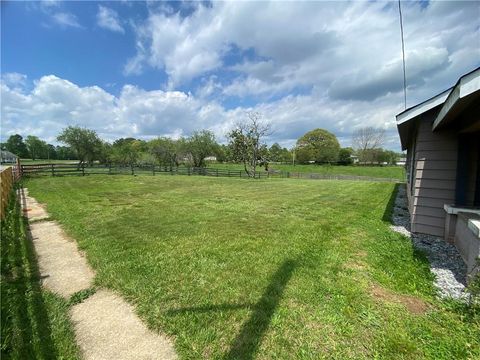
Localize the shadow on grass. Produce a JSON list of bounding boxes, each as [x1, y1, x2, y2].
[[1, 187, 58, 359], [166, 259, 297, 360], [382, 183, 401, 223]]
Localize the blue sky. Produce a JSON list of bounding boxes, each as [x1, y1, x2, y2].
[[1, 1, 479, 149]]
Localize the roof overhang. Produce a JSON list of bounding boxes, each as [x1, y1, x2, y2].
[[432, 67, 480, 131]]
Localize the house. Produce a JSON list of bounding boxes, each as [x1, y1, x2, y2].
[[396, 67, 479, 279], [396, 157, 406, 166], [0, 150, 18, 164]]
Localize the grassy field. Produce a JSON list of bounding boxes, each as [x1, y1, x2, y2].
[[0, 189, 80, 359], [25, 175, 478, 359], [208, 163, 406, 181]]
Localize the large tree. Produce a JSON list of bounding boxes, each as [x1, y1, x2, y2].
[[186, 130, 218, 168], [352, 127, 385, 163], [148, 137, 182, 167], [228, 112, 271, 178], [5, 134, 29, 158], [25, 135, 48, 161], [296, 128, 340, 164], [57, 126, 103, 166]]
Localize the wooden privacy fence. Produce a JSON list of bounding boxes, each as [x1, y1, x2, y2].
[[1, 167, 14, 219], [20, 163, 401, 183]]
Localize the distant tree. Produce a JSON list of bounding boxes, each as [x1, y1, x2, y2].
[[269, 143, 283, 162], [148, 137, 182, 167], [352, 127, 385, 163], [47, 144, 57, 160], [5, 134, 29, 158], [296, 129, 340, 164], [186, 130, 218, 168], [215, 144, 229, 163], [227, 112, 271, 178], [338, 147, 354, 165], [25, 135, 47, 161], [110, 139, 144, 172], [55, 146, 77, 160], [57, 126, 103, 166]]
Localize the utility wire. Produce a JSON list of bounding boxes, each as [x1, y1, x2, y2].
[[398, 0, 407, 109]]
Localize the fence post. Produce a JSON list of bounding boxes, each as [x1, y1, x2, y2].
[[188, 167, 191, 176], [51, 164, 55, 177], [152, 164, 155, 176], [82, 163, 85, 176], [109, 163, 112, 175]]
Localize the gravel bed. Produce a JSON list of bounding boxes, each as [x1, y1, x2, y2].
[[390, 185, 468, 300]]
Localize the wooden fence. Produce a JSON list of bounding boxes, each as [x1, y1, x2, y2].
[[1, 167, 14, 220], [20, 163, 401, 183]]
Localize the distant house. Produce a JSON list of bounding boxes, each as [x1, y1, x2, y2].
[[204, 156, 217, 162], [396, 157, 406, 166], [1, 150, 18, 164], [396, 67, 479, 279]]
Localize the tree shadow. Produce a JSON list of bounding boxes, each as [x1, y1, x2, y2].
[[224, 259, 297, 360], [1, 187, 58, 359], [165, 259, 297, 360]]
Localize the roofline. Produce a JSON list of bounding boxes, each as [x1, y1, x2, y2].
[[432, 67, 480, 130], [395, 88, 451, 125]]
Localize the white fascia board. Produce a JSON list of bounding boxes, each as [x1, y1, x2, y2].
[[396, 90, 450, 125], [433, 68, 480, 130]]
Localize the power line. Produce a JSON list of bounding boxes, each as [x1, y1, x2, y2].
[[398, 0, 407, 109]]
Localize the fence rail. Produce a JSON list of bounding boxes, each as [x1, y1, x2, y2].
[[19, 163, 402, 183]]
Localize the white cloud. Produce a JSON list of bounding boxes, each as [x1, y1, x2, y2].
[[51, 12, 82, 29], [97, 5, 125, 33], [1, 74, 409, 150], [125, 1, 479, 106]]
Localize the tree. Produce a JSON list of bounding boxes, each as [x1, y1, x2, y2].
[[338, 147, 354, 165], [269, 143, 283, 162], [227, 112, 271, 178], [25, 135, 47, 161], [57, 126, 103, 166], [5, 134, 29, 158], [352, 127, 385, 163], [148, 137, 182, 167], [186, 130, 218, 168], [110, 139, 144, 172], [296, 129, 340, 164]]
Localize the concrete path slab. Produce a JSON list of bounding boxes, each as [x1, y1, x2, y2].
[[19, 188, 50, 221], [22, 188, 178, 359], [29, 221, 95, 298], [70, 290, 177, 360]]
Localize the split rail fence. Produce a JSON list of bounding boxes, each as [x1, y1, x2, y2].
[[20, 163, 401, 183]]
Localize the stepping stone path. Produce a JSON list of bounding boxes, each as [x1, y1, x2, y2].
[[20, 188, 177, 360]]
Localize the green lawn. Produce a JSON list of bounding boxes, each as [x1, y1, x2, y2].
[[208, 163, 406, 181], [25, 175, 478, 359], [1, 189, 80, 360]]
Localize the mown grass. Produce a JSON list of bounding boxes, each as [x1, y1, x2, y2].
[[26, 175, 478, 359], [0, 187, 80, 360], [208, 163, 405, 181]]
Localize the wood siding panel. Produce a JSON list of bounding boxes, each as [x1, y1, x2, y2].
[[415, 160, 457, 171], [413, 188, 455, 199], [415, 140, 458, 151], [413, 196, 451, 209], [415, 169, 457, 181], [414, 205, 448, 218], [414, 179, 456, 190], [414, 151, 458, 161], [412, 223, 444, 237], [412, 214, 445, 228]]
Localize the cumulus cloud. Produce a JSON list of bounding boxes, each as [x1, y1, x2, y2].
[[97, 5, 125, 33], [125, 1, 479, 105], [1, 74, 406, 150]]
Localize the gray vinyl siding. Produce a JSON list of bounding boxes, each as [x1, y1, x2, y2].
[[408, 116, 458, 236]]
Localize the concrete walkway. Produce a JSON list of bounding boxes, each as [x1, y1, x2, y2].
[[20, 188, 177, 360]]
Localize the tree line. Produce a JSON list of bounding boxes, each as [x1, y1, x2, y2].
[[1, 113, 403, 177]]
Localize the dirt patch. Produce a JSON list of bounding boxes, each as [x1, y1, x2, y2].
[[70, 289, 177, 360], [29, 221, 95, 298], [370, 284, 429, 315]]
